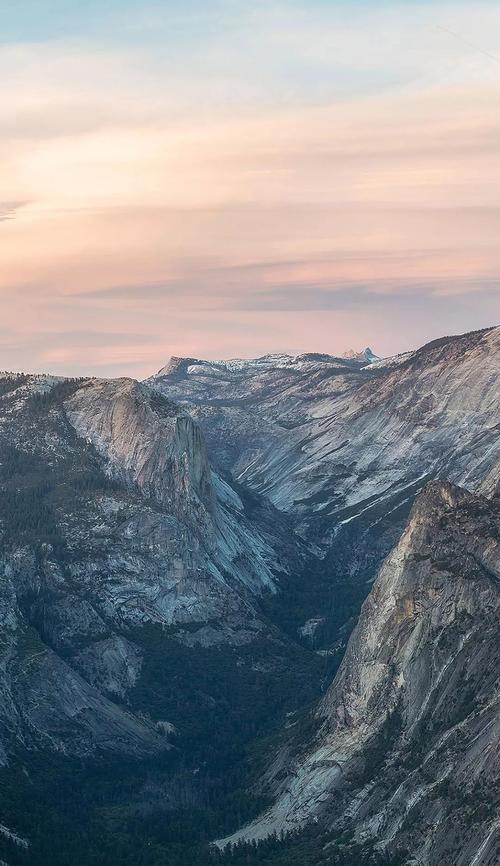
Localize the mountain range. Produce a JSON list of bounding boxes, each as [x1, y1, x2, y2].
[[0, 325, 498, 866]]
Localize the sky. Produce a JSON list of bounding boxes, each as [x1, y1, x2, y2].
[[1, 0, 500, 377]]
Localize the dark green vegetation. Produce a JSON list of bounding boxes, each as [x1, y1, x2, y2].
[[0, 379, 114, 551], [0, 754, 394, 866], [0, 628, 355, 866], [260, 496, 413, 664]]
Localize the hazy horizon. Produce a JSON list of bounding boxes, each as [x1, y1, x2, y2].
[[2, 0, 500, 376], [2, 321, 499, 382]]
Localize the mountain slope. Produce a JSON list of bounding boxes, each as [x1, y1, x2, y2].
[[0, 374, 314, 766], [0, 325, 498, 865], [220, 479, 500, 866], [148, 327, 499, 537], [148, 327, 499, 648]]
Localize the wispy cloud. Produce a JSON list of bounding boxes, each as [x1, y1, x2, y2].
[[0, 201, 28, 221]]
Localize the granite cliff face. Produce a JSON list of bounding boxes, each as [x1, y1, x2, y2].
[[148, 327, 499, 539], [0, 375, 305, 766], [65, 379, 215, 524], [148, 327, 500, 651], [221, 480, 500, 866]]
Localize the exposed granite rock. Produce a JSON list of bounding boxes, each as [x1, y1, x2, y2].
[[480, 459, 500, 499], [74, 636, 142, 699], [148, 327, 499, 543], [0, 374, 303, 763], [65, 378, 215, 523], [148, 327, 500, 658], [0, 559, 163, 760], [220, 481, 500, 866]]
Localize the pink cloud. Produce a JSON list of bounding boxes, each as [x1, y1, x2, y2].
[[1, 29, 500, 374]]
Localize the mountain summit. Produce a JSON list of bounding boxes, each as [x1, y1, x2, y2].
[[342, 346, 380, 362]]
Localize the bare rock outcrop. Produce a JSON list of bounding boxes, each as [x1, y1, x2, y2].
[[221, 480, 500, 866]]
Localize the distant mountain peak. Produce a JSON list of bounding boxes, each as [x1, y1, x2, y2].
[[342, 346, 379, 363], [155, 356, 201, 377]]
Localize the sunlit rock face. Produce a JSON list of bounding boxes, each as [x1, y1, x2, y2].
[[64, 377, 289, 597], [220, 479, 500, 866], [148, 326, 499, 545], [0, 374, 300, 763], [65, 378, 216, 526]]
